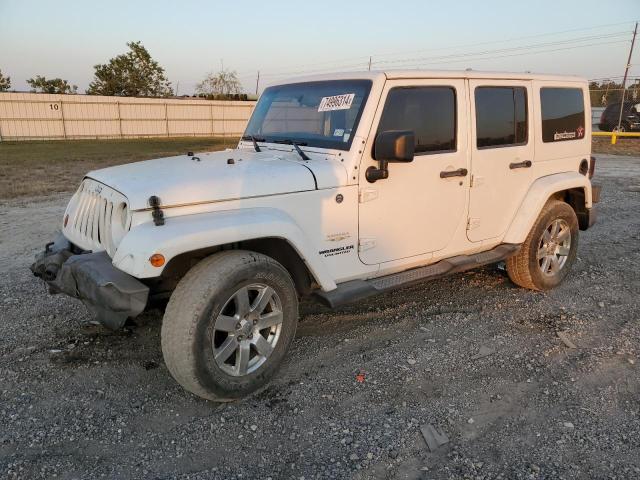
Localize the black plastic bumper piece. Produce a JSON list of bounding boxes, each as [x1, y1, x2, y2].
[[577, 184, 601, 230], [577, 205, 598, 230], [31, 233, 149, 330]]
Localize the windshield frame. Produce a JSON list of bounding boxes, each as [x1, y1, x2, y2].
[[243, 80, 373, 152]]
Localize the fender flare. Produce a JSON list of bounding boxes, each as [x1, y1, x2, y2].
[[111, 207, 337, 291], [503, 172, 592, 244]]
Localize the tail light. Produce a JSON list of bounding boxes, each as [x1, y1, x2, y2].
[[588, 156, 596, 179]]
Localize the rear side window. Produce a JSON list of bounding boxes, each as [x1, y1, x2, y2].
[[475, 87, 527, 148], [540, 88, 585, 142], [377, 86, 456, 154]]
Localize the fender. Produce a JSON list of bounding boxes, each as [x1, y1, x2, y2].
[[111, 207, 337, 291], [503, 172, 592, 244]]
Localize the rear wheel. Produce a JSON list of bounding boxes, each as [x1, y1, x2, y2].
[[161, 251, 298, 401], [506, 200, 579, 291]]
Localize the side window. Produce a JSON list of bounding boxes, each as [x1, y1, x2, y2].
[[540, 88, 585, 142], [475, 87, 527, 148], [377, 86, 456, 155]]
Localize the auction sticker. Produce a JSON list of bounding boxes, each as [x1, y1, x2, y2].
[[318, 93, 355, 112]]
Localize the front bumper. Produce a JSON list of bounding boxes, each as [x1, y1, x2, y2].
[[30, 233, 149, 329]]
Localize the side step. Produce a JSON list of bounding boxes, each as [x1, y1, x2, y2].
[[315, 244, 520, 308]]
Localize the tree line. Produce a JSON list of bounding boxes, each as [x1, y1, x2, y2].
[[0, 41, 246, 99]]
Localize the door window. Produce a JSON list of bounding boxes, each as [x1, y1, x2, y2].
[[475, 87, 527, 148], [376, 87, 456, 155]]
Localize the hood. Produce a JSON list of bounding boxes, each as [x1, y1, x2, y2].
[[86, 149, 347, 210]]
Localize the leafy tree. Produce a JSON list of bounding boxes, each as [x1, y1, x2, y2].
[[87, 41, 173, 97], [196, 70, 243, 99], [0, 69, 11, 92], [27, 75, 77, 94]]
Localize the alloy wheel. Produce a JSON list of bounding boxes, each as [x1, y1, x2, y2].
[[212, 283, 283, 376]]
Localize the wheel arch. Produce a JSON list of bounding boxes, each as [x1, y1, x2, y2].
[[503, 172, 592, 244], [160, 238, 316, 298], [112, 207, 336, 292]]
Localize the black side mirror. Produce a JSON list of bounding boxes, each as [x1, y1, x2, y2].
[[366, 130, 415, 183]]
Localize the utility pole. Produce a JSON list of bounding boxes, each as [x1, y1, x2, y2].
[[616, 21, 638, 132], [368, 56, 372, 71], [255, 71, 260, 96]]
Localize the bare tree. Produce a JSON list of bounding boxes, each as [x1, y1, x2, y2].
[[196, 70, 243, 98]]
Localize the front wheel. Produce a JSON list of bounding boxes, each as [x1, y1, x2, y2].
[[506, 199, 579, 291], [161, 251, 298, 401]]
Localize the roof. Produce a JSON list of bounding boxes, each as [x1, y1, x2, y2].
[[273, 70, 586, 86]]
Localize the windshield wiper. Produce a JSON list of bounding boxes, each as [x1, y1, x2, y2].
[[241, 135, 264, 152], [273, 139, 310, 161]]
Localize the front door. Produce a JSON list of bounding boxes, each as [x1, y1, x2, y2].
[[467, 80, 534, 242], [358, 79, 469, 265]]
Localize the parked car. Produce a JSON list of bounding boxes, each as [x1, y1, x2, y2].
[[32, 71, 601, 402], [598, 101, 640, 131]]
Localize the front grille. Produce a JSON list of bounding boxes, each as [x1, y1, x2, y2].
[[63, 179, 129, 256]]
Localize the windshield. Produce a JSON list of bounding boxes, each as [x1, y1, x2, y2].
[[244, 80, 372, 151]]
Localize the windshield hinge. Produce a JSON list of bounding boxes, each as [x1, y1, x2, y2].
[[358, 238, 376, 252]]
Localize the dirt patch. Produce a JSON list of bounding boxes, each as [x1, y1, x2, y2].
[[592, 136, 640, 156], [0, 137, 237, 200]]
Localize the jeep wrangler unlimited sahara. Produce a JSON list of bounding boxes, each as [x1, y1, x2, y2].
[[32, 71, 600, 401]]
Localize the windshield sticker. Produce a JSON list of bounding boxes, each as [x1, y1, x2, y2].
[[318, 93, 356, 112], [333, 128, 345, 137]]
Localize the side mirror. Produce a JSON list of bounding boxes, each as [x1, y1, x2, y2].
[[366, 130, 415, 183]]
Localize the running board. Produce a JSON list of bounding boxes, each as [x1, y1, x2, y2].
[[315, 244, 520, 308]]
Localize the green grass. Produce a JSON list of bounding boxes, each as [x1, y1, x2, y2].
[[0, 137, 238, 200]]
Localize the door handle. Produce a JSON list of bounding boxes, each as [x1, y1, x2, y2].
[[440, 168, 468, 178], [509, 160, 532, 169]]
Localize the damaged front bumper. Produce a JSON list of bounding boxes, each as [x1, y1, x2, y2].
[[30, 233, 149, 329]]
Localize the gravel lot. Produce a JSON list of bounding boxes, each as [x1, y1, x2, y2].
[[1, 154, 639, 480]]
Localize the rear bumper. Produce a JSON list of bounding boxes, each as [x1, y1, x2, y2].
[[30, 233, 149, 329], [577, 184, 601, 230]]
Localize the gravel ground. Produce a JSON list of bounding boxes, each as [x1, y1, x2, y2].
[[1, 154, 639, 480]]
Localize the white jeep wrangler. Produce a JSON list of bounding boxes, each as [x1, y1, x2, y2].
[[32, 71, 600, 401]]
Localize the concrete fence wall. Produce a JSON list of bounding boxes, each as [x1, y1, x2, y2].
[[0, 92, 256, 141]]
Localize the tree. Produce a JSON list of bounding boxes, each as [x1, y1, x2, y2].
[[87, 41, 173, 97], [0, 69, 11, 92], [196, 70, 243, 99], [27, 75, 77, 94]]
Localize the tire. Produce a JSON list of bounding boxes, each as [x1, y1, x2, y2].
[[506, 199, 579, 291], [613, 124, 627, 133], [161, 250, 298, 402]]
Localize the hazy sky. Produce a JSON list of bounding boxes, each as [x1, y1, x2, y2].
[[1, 0, 638, 95]]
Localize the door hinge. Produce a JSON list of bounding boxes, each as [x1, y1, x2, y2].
[[359, 188, 378, 203], [467, 218, 480, 230], [470, 175, 484, 188], [358, 238, 376, 252]]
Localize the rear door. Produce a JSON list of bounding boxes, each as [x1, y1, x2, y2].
[[467, 80, 534, 242]]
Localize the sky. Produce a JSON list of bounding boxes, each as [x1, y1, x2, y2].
[[1, 0, 639, 95]]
